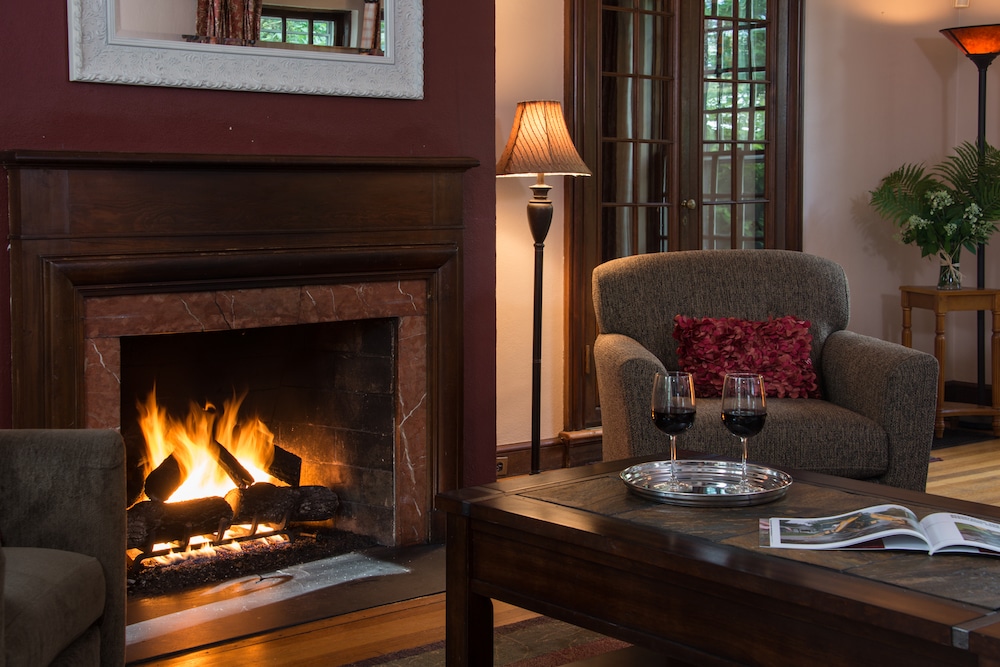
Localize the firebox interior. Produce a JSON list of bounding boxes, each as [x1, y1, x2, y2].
[[120, 318, 397, 544]]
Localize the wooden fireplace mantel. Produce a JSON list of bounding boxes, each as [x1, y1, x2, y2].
[[3, 151, 477, 533]]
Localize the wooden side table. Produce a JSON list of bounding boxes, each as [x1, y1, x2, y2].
[[900, 285, 1000, 438]]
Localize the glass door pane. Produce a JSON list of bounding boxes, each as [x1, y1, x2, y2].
[[701, 0, 770, 249], [599, 1, 676, 259]]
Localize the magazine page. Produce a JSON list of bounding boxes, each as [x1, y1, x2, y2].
[[920, 512, 1000, 555], [767, 504, 931, 551]]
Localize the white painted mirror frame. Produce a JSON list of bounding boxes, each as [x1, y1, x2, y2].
[[67, 0, 424, 98]]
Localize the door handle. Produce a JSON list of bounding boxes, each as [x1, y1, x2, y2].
[[681, 199, 697, 210]]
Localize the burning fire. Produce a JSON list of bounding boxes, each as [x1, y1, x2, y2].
[[137, 388, 279, 502]]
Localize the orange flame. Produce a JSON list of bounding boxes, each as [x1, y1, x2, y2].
[[137, 388, 279, 502]]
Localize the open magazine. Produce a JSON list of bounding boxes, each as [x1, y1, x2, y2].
[[762, 503, 1000, 555]]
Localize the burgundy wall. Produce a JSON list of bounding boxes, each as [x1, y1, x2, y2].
[[0, 1, 497, 486]]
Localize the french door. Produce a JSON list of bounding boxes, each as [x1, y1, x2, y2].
[[565, 0, 802, 431]]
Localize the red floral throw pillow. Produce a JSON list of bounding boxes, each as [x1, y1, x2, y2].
[[672, 315, 820, 399]]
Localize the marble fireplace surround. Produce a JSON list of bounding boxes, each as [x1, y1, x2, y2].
[[4, 150, 475, 544], [92, 280, 425, 545]]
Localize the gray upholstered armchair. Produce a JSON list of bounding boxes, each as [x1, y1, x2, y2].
[[0, 429, 126, 666], [593, 249, 939, 491]]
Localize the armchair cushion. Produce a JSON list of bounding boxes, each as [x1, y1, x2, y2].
[[681, 398, 887, 479], [3, 547, 105, 666], [673, 314, 820, 398]]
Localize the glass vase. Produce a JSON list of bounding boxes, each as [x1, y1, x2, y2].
[[938, 248, 962, 290]]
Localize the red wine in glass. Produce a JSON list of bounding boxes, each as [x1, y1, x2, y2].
[[720, 373, 767, 491], [720, 410, 766, 438], [651, 371, 696, 488], [653, 408, 696, 435]]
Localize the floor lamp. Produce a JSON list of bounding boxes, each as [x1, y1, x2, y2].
[[941, 24, 1000, 405], [496, 101, 590, 474]]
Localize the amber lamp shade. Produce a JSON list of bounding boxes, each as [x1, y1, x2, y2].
[[941, 24, 1000, 57]]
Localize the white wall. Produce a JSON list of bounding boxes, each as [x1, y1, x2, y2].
[[495, 0, 1000, 448], [117, 0, 197, 35], [803, 0, 1000, 378], [495, 0, 567, 446]]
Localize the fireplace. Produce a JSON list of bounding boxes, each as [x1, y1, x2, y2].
[[3, 151, 475, 548]]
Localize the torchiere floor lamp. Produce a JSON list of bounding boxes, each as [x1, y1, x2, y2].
[[941, 24, 1000, 405], [496, 101, 591, 474]]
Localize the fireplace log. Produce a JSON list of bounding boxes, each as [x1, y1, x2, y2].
[[127, 497, 234, 550], [225, 483, 299, 526], [267, 445, 302, 487], [143, 455, 183, 502], [291, 486, 340, 522], [213, 440, 255, 489]]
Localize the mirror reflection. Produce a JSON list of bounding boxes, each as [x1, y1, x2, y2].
[[115, 0, 385, 55]]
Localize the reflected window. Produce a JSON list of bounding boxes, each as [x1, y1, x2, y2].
[[260, 8, 352, 47]]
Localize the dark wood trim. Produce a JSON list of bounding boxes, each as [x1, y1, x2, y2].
[[773, 0, 804, 251], [564, 0, 603, 433], [495, 428, 604, 477], [1, 150, 478, 173], [4, 151, 477, 541]]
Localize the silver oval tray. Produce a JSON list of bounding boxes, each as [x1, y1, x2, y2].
[[620, 459, 792, 507]]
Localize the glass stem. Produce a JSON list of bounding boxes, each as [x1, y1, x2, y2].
[[669, 434, 677, 480], [740, 436, 748, 487]]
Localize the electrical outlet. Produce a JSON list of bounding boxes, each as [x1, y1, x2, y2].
[[496, 457, 509, 477]]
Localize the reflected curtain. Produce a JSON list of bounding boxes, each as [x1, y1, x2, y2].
[[360, 0, 382, 54], [197, 0, 264, 44]]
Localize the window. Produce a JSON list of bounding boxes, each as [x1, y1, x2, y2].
[[259, 8, 352, 47], [564, 0, 802, 432]]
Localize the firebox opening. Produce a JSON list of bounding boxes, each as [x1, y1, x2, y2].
[[120, 318, 398, 594]]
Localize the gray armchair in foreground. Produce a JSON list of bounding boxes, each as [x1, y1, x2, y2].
[[593, 249, 939, 491], [0, 429, 126, 666]]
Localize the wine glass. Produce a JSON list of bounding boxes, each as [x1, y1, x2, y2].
[[651, 371, 696, 489], [720, 373, 767, 492]]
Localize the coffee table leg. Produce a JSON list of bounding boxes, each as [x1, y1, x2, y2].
[[446, 513, 494, 666]]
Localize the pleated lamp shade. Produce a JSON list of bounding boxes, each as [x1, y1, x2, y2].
[[941, 24, 1000, 56], [496, 101, 591, 178]]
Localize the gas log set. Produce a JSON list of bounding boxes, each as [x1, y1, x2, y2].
[[126, 391, 341, 573]]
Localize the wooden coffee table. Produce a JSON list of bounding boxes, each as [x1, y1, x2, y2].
[[437, 455, 1000, 666]]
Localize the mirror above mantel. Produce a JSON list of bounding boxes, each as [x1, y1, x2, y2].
[[68, 0, 423, 98]]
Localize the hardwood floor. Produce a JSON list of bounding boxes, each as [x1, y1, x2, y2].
[[136, 439, 1000, 667], [926, 439, 1000, 505], [139, 593, 535, 666]]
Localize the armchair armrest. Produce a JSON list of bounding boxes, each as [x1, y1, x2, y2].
[[0, 429, 126, 666], [594, 333, 667, 462], [821, 331, 938, 490]]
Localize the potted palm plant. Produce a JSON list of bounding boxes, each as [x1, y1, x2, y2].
[[870, 141, 1000, 289]]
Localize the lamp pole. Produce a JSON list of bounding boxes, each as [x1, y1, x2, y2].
[[941, 24, 1000, 408], [972, 53, 998, 404], [527, 176, 553, 475]]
